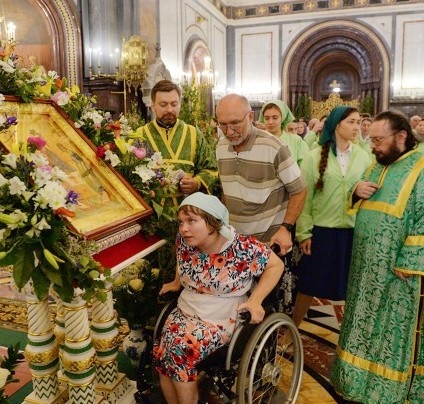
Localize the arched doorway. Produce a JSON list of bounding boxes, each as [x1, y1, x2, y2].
[[282, 20, 390, 117], [1, 0, 81, 85]]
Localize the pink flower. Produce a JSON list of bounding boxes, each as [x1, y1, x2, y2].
[[50, 91, 69, 106], [27, 136, 47, 150], [133, 147, 147, 159]]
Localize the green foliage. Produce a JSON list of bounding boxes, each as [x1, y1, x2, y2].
[[112, 259, 163, 328], [179, 82, 210, 127], [294, 94, 311, 120], [0, 343, 25, 403], [360, 94, 374, 115]]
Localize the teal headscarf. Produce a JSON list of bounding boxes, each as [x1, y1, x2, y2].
[[179, 192, 232, 240], [318, 105, 350, 155], [258, 100, 294, 130]]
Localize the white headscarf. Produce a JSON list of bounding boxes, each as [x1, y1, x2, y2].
[[179, 192, 232, 240]]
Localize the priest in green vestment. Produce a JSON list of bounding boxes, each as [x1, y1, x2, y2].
[[131, 80, 218, 246], [133, 80, 218, 198], [331, 110, 424, 403]]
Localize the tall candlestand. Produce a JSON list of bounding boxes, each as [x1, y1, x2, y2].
[[91, 284, 137, 403], [23, 295, 68, 404], [62, 295, 97, 404]]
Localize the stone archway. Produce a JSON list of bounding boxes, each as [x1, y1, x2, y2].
[[282, 19, 390, 117], [2, 0, 82, 86]]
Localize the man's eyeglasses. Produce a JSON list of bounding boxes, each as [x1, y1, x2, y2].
[[217, 111, 251, 132], [369, 132, 398, 146]]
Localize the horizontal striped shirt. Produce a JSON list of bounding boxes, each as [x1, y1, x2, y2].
[[216, 126, 305, 242]]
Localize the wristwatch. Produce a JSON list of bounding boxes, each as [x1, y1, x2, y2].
[[281, 222, 294, 232]]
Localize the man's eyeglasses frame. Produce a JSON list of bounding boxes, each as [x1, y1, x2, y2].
[[217, 111, 251, 132]]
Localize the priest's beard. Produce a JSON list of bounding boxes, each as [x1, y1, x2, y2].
[[373, 141, 403, 166]]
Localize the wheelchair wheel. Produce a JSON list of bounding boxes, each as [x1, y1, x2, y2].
[[153, 298, 178, 344], [236, 312, 303, 404]]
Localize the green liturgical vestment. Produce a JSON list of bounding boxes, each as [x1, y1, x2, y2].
[[331, 150, 424, 403], [134, 119, 218, 205]]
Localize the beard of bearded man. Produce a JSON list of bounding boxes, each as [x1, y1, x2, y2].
[[157, 113, 177, 128], [373, 140, 403, 166]]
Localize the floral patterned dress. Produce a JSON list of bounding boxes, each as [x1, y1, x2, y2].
[[153, 230, 271, 382]]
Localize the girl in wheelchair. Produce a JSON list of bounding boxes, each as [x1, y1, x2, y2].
[[153, 192, 284, 404]]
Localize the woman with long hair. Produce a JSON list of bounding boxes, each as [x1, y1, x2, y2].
[[292, 106, 372, 327]]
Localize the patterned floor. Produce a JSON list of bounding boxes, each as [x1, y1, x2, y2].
[[0, 273, 346, 403], [296, 298, 347, 403]]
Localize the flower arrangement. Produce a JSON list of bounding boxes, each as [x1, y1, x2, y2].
[[95, 137, 183, 236], [112, 258, 162, 328], [0, 343, 24, 404], [0, 134, 111, 303], [0, 42, 43, 103]]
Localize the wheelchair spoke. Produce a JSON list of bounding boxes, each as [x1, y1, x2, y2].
[[236, 313, 303, 404]]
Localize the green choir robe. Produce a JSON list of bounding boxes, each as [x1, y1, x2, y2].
[[331, 150, 424, 403]]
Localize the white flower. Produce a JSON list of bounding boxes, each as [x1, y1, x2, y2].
[[30, 153, 50, 167], [50, 166, 67, 181], [0, 93, 5, 105], [133, 166, 156, 183], [34, 181, 67, 210], [0, 114, 6, 126], [2, 153, 17, 169], [47, 70, 59, 79], [0, 368, 11, 389], [9, 209, 28, 229], [87, 110, 104, 126], [0, 173, 8, 187], [0, 59, 16, 74], [32, 166, 53, 188], [25, 216, 51, 238], [8, 176, 27, 195], [149, 152, 164, 167], [105, 150, 120, 167]]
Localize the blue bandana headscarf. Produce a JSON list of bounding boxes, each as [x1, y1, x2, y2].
[[179, 192, 232, 240], [258, 100, 295, 130], [318, 105, 350, 155]]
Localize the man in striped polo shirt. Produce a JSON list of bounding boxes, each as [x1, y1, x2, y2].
[[215, 93, 307, 255]]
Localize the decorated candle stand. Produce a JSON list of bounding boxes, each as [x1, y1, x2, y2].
[[61, 293, 97, 404], [91, 284, 138, 403], [20, 285, 140, 404], [22, 292, 68, 404]]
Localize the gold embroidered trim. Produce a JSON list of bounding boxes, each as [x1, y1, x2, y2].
[[336, 345, 410, 382]]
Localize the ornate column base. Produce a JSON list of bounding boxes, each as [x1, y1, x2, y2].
[[22, 384, 68, 404], [95, 373, 137, 404]]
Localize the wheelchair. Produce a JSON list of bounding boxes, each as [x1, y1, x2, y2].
[[153, 285, 303, 404]]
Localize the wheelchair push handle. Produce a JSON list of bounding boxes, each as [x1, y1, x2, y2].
[[270, 243, 292, 255], [270, 244, 281, 254], [238, 310, 251, 323], [157, 290, 181, 305]]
